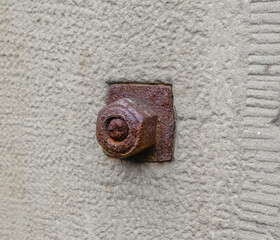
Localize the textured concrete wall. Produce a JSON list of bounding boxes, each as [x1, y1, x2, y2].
[[0, 0, 279, 239]]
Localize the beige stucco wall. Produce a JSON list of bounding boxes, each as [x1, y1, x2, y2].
[[0, 0, 279, 239]]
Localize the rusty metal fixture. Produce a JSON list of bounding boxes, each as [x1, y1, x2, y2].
[[96, 97, 158, 158], [96, 84, 175, 162], [107, 118, 129, 141]]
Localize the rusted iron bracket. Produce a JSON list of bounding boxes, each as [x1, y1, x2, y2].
[[96, 84, 175, 162]]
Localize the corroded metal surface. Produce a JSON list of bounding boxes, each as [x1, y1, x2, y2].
[[96, 97, 158, 159], [107, 118, 129, 142], [96, 84, 175, 162]]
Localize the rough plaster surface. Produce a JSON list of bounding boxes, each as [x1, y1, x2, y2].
[[0, 0, 279, 239]]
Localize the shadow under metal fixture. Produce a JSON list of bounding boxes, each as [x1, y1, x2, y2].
[[96, 84, 175, 162]]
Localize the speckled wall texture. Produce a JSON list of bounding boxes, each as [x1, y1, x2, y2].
[[0, 0, 280, 239]]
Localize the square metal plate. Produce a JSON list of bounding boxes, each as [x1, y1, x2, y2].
[[107, 84, 175, 162]]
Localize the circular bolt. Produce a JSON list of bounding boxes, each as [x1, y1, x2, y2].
[[96, 98, 158, 159], [107, 118, 129, 142]]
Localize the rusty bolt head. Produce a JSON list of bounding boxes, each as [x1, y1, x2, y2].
[[96, 98, 158, 158], [107, 118, 129, 141]]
